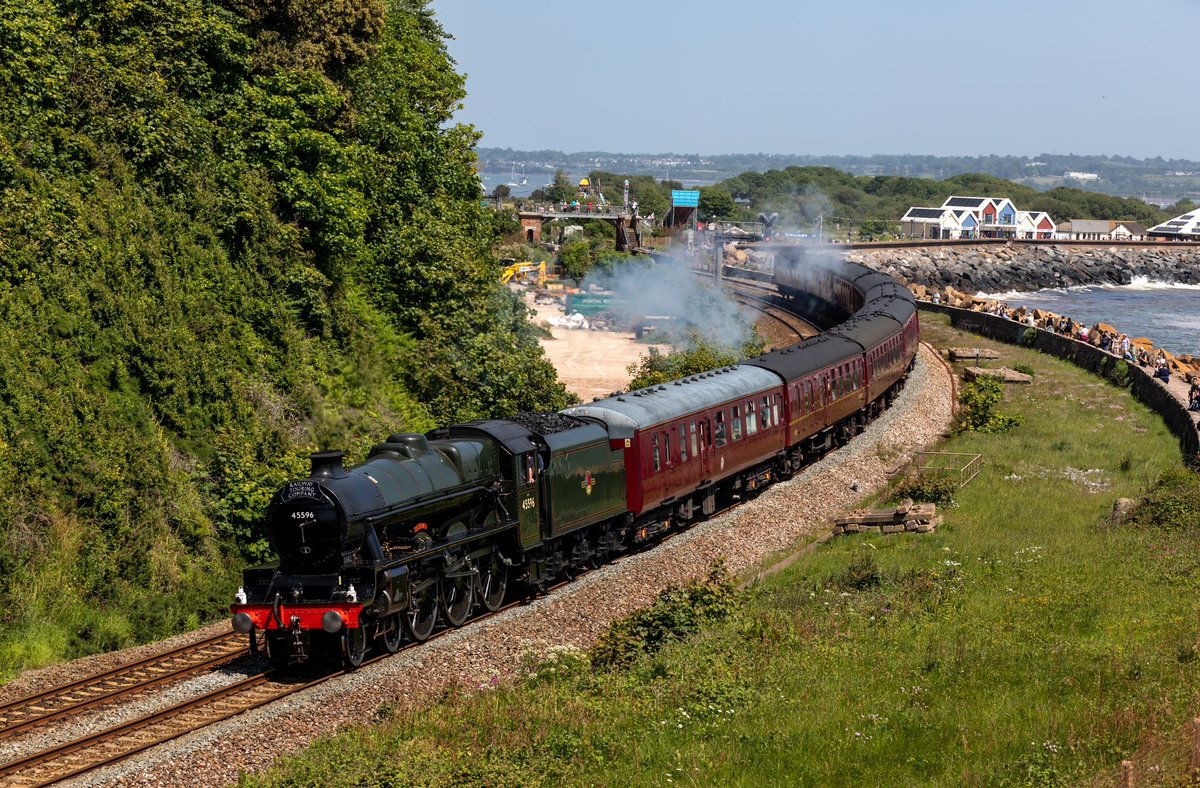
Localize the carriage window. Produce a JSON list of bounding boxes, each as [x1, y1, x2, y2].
[[854, 362, 862, 390], [652, 433, 661, 472], [715, 411, 727, 447], [746, 401, 758, 435], [731, 405, 743, 440], [690, 422, 699, 457], [677, 427, 687, 462], [761, 396, 771, 428], [773, 395, 781, 426], [664, 431, 672, 465]]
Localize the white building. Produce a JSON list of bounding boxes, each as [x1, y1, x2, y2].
[[1147, 210, 1200, 240]]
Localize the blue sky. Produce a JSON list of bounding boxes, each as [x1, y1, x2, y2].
[[430, 0, 1197, 160]]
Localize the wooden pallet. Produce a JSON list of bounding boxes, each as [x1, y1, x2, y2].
[[831, 500, 940, 536]]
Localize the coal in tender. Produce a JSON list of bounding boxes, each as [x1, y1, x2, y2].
[[511, 411, 588, 435]]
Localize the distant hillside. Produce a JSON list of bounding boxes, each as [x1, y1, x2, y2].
[[479, 148, 1200, 206]]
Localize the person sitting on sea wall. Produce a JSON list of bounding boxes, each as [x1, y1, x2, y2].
[[1078, 325, 1090, 342], [1154, 362, 1171, 383], [1189, 379, 1200, 411], [1100, 333, 1112, 353]]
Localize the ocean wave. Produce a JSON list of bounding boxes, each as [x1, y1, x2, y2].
[[1116, 276, 1200, 291], [975, 285, 1102, 300], [976, 277, 1200, 300]]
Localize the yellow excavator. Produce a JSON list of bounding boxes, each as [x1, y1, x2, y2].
[[499, 260, 546, 287]]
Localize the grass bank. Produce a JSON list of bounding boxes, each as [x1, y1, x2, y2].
[[242, 313, 1200, 787]]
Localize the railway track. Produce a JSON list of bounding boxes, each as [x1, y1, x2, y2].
[[0, 587, 562, 786], [0, 631, 248, 743], [730, 287, 817, 348], [0, 267, 907, 786]]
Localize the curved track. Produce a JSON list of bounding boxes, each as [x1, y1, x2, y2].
[[0, 280, 899, 786]]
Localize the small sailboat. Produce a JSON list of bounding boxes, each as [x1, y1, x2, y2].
[[506, 165, 519, 188]]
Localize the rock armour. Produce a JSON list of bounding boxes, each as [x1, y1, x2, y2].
[[848, 244, 1200, 292]]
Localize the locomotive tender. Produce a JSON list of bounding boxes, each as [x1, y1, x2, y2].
[[230, 254, 920, 669]]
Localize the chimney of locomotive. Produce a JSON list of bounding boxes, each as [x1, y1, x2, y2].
[[310, 450, 349, 479]]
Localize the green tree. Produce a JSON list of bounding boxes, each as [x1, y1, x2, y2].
[[626, 334, 763, 390], [699, 186, 736, 221], [0, 0, 577, 676], [544, 169, 574, 204]]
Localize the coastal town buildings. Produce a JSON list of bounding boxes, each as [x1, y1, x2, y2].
[[901, 196, 1055, 240], [1056, 219, 1149, 241], [1147, 210, 1200, 240]]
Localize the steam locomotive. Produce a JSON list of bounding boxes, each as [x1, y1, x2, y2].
[[230, 255, 919, 669]]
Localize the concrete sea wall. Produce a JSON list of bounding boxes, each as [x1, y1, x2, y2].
[[850, 243, 1200, 293], [921, 302, 1200, 462]]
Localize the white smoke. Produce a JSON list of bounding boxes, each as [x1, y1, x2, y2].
[[580, 254, 755, 350]]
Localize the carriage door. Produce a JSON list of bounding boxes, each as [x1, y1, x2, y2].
[[516, 451, 541, 549], [699, 419, 712, 480]]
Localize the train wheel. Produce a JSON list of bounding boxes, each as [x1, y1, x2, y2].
[[406, 581, 438, 642], [479, 554, 508, 612], [342, 627, 367, 670], [380, 613, 404, 654], [440, 573, 474, 627]]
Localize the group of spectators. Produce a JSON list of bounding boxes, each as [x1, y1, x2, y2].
[[929, 291, 1200, 409]]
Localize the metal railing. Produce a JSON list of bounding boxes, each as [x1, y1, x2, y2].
[[914, 451, 983, 489]]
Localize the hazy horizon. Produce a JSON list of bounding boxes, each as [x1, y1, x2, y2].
[[431, 0, 1198, 162]]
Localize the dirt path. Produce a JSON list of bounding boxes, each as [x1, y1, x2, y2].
[[526, 290, 668, 401]]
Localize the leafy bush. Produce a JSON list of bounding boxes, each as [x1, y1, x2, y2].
[[590, 562, 736, 670], [1012, 362, 1035, 377], [956, 376, 1023, 433], [0, 0, 579, 673], [893, 474, 958, 507], [1124, 468, 1200, 531]]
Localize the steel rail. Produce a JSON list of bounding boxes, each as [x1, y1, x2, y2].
[[0, 632, 249, 742]]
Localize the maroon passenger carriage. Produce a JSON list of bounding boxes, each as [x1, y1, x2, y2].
[[563, 365, 787, 542]]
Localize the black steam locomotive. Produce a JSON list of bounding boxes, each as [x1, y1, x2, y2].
[[231, 255, 919, 669]]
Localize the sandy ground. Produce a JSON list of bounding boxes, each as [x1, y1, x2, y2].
[[525, 289, 669, 401]]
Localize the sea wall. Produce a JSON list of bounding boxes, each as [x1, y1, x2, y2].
[[921, 302, 1200, 462], [850, 244, 1200, 292]]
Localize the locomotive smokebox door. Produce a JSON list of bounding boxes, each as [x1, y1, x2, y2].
[[517, 451, 541, 549]]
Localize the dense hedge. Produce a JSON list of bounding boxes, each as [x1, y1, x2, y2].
[[0, 0, 574, 676]]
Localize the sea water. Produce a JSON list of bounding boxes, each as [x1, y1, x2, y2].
[[980, 277, 1200, 357]]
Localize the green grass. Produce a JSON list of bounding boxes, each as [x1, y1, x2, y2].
[[241, 313, 1200, 787]]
